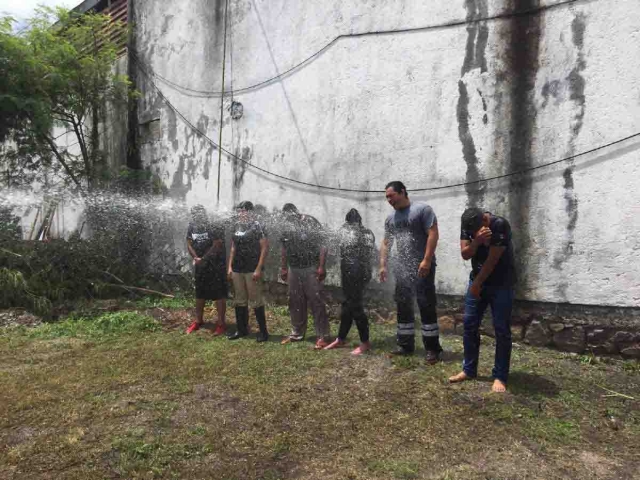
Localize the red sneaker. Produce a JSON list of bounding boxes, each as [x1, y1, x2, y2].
[[314, 338, 330, 350], [186, 321, 201, 334], [212, 324, 227, 336]]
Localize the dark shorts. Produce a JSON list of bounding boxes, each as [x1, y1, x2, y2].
[[194, 261, 228, 301]]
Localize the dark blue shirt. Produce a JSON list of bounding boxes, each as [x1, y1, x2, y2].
[[460, 214, 516, 287]]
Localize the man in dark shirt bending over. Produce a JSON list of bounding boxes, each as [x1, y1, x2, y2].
[[379, 181, 443, 363], [449, 208, 516, 393]]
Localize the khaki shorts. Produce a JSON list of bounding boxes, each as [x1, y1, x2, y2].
[[232, 272, 265, 308]]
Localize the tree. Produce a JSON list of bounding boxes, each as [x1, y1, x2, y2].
[[0, 7, 135, 191]]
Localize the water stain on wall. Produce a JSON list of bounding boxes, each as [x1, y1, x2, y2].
[[171, 154, 192, 198], [232, 146, 251, 203], [166, 107, 179, 152], [461, 0, 489, 75], [456, 0, 489, 207], [553, 13, 587, 298], [456, 80, 484, 205], [504, 0, 542, 296]]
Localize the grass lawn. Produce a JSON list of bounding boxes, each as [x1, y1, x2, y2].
[[1, 302, 639, 479]]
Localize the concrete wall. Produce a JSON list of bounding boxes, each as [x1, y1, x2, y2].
[[132, 0, 640, 308]]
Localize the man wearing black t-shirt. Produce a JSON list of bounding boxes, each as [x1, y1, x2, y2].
[[186, 205, 228, 335], [279, 203, 330, 349], [449, 208, 516, 393], [227, 201, 269, 342]]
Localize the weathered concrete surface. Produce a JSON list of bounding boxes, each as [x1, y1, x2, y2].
[[131, 0, 640, 309]]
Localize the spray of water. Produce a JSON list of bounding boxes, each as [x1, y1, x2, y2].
[[0, 187, 392, 289]]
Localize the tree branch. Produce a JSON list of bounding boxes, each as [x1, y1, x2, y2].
[[42, 134, 82, 188], [71, 117, 91, 179]]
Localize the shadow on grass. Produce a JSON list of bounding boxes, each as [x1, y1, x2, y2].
[[441, 350, 464, 363], [508, 371, 560, 398]]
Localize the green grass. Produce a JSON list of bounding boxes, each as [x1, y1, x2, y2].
[[130, 294, 195, 310], [12, 311, 161, 339], [0, 303, 638, 479], [368, 460, 420, 479]]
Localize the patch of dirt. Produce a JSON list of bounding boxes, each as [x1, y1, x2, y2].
[[145, 307, 193, 331], [171, 385, 246, 427], [579, 451, 623, 478], [3, 426, 38, 447], [0, 310, 42, 328]]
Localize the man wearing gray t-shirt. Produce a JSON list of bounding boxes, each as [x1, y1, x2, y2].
[[379, 181, 443, 363]]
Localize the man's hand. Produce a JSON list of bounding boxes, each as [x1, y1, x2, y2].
[[316, 266, 326, 282], [379, 266, 388, 283], [252, 269, 262, 282], [194, 257, 203, 266], [469, 282, 482, 299], [280, 267, 288, 283], [473, 227, 492, 247], [418, 258, 432, 278], [227, 267, 233, 281]]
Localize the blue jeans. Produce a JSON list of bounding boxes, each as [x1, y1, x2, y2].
[[462, 281, 514, 383]]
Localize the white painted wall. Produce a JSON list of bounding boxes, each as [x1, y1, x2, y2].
[[133, 0, 640, 307]]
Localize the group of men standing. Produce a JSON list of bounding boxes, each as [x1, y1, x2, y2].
[[185, 180, 516, 393]]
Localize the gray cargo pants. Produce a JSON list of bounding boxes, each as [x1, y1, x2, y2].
[[288, 267, 330, 340]]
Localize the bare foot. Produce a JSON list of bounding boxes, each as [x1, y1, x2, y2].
[[324, 339, 347, 350], [448, 371, 471, 383], [351, 342, 371, 355], [491, 379, 507, 393]]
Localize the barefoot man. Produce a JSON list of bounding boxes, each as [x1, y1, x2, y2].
[[449, 208, 517, 393]]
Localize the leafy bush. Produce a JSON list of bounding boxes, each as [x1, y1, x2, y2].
[[0, 205, 22, 242], [0, 267, 52, 316], [0, 235, 188, 316]]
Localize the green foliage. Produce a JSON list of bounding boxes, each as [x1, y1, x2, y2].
[[27, 311, 160, 339], [0, 205, 23, 242], [0, 236, 185, 316], [0, 7, 135, 189], [132, 294, 194, 309], [0, 267, 52, 316]]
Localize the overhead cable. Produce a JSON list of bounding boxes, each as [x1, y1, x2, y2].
[[133, 58, 640, 194], [134, 0, 590, 98]]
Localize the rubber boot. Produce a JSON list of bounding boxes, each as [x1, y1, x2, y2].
[[254, 306, 269, 343], [228, 306, 249, 340]]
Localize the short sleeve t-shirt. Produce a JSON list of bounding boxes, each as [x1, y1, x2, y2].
[[281, 214, 325, 269], [232, 219, 267, 273], [384, 202, 437, 270], [460, 214, 516, 287], [187, 221, 225, 266]]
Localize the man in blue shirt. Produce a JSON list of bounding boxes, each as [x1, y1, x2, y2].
[[379, 181, 443, 363], [449, 208, 516, 393]]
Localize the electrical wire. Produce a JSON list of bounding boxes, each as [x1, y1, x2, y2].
[[132, 0, 591, 98], [133, 57, 640, 194]]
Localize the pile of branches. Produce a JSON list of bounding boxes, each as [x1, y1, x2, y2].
[[0, 205, 191, 317]]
